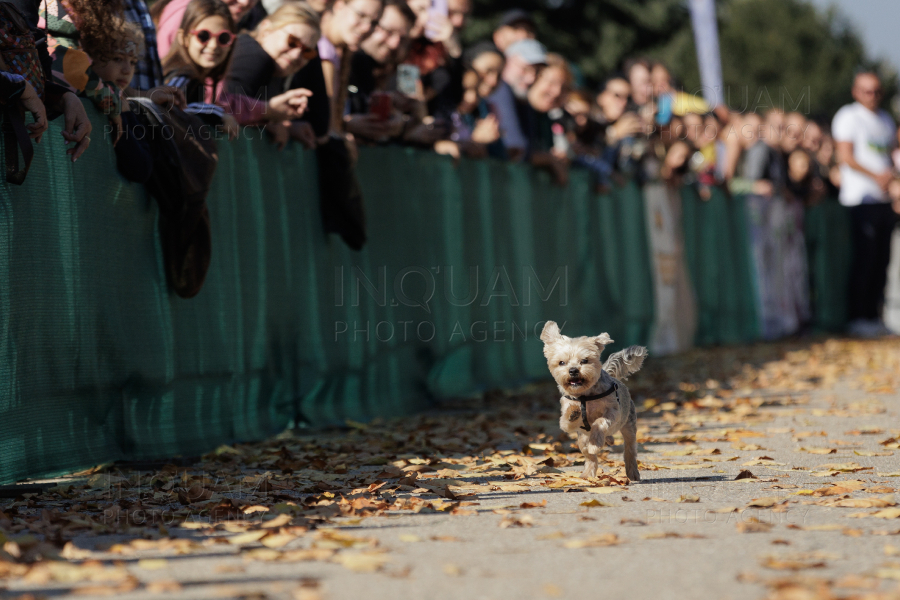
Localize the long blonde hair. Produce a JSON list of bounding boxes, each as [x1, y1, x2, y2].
[[252, 1, 321, 39]]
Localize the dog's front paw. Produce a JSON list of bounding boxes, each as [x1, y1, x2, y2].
[[585, 443, 602, 456]]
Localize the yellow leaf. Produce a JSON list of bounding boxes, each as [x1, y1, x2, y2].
[[542, 583, 563, 597], [761, 556, 826, 571], [137, 559, 168, 570], [585, 487, 619, 494], [261, 514, 293, 529], [747, 497, 781, 508], [333, 552, 388, 573], [399, 534, 421, 543], [244, 548, 283, 561], [228, 531, 268, 545], [875, 568, 900, 580], [261, 533, 296, 548], [580, 499, 611, 508], [816, 462, 864, 472], [242, 505, 270, 514], [833, 497, 896, 509], [563, 534, 620, 549]]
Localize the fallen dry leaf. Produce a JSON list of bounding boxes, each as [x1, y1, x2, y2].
[[580, 499, 612, 508], [563, 534, 621, 548], [737, 520, 774, 533], [542, 583, 563, 597], [642, 531, 705, 539], [499, 514, 534, 528], [761, 555, 827, 570], [747, 497, 783, 508]]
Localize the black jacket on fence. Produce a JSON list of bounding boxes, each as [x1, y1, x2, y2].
[[115, 110, 153, 184], [226, 33, 329, 138]]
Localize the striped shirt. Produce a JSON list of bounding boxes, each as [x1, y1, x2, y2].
[[123, 0, 163, 90]]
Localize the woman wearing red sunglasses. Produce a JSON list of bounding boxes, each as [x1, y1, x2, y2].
[[226, 2, 325, 147], [163, 0, 314, 133], [228, 1, 322, 92]]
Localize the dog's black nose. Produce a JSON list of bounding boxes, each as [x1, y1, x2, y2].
[[569, 367, 579, 376]]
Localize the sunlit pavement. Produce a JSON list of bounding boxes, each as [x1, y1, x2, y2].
[[2, 336, 899, 600]]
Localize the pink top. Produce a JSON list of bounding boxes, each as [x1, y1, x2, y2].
[[218, 89, 269, 125], [156, 0, 192, 61], [317, 35, 340, 94], [167, 70, 270, 125]]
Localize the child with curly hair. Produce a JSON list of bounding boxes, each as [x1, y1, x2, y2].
[[39, 0, 124, 117], [40, 0, 184, 117], [85, 18, 153, 183]]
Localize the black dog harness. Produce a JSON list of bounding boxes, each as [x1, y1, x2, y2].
[[565, 383, 619, 432]]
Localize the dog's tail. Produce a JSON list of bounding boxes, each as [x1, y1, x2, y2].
[[603, 345, 648, 380]]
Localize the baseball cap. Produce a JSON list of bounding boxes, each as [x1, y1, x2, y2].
[[498, 9, 536, 29], [505, 39, 547, 65]]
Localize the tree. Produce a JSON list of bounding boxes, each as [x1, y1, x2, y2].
[[463, 0, 897, 119]]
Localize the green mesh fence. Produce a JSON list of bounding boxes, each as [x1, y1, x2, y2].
[[1, 107, 660, 484], [0, 105, 854, 484], [804, 198, 852, 332], [680, 185, 760, 345]]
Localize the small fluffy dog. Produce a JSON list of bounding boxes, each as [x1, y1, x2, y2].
[[540, 321, 647, 481]]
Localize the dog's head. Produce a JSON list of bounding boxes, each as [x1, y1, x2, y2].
[[540, 321, 613, 395]]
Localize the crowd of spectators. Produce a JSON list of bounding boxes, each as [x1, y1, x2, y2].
[[2, 0, 889, 195], [1, 0, 898, 330], [0, 0, 844, 190]]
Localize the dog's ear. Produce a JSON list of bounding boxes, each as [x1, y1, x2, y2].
[[540, 321, 561, 344], [593, 333, 613, 349]]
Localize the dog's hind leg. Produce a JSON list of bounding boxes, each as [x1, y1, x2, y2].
[[622, 419, 640, 481]]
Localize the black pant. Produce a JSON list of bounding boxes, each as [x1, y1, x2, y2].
[[847, 203, 898, 321]]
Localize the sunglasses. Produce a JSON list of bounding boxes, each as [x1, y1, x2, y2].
[[286, 34, 318, 60], [190, 29, 235, 46]]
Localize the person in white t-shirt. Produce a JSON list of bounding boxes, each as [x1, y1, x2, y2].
[[832, 72, 899, 337]]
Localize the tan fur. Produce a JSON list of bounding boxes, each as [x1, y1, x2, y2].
[[540, 320, 646, 481]]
